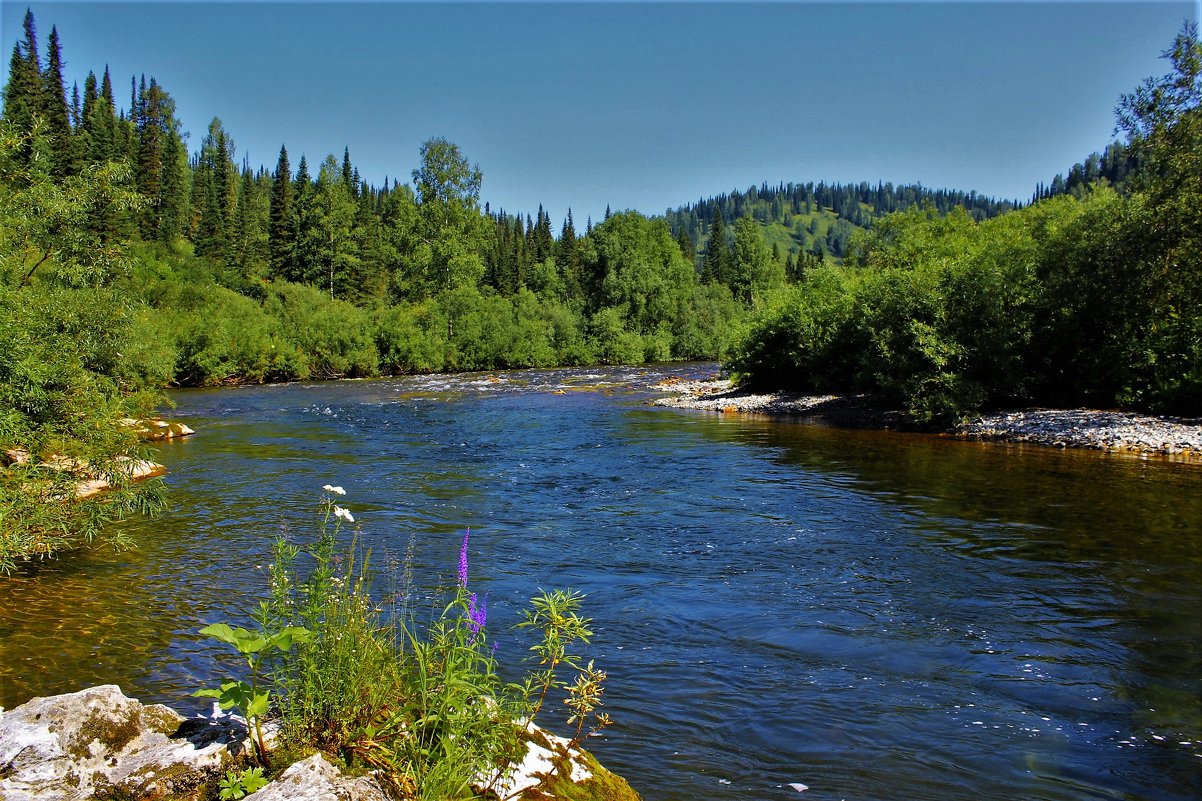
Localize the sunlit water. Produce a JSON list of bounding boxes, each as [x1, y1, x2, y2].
[[3, 364, 1201, 801]]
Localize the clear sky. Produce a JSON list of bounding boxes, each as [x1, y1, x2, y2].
[[1, 1, 1195, 226]]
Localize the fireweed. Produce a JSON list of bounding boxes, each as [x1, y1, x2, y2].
[[198, 486, 613, 800]]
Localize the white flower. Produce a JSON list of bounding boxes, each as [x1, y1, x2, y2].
[[334, 506, 354, 523], [322, 484, 347, 496]]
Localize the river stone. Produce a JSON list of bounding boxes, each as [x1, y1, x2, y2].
[[0, 685, 245, 801], [481, 723, 642, 801], [245, 754, 388, 801]]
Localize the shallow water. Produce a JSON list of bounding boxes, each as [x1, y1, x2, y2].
[[3, 364, 1201, 801]]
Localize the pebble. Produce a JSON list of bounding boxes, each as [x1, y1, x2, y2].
[[655, 380, 1202, 460], [957, 408, 1202, 459]]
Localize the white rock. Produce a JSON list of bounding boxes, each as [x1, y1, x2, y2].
[[0, 685, 245, 801], [247, 754, 388, 801]]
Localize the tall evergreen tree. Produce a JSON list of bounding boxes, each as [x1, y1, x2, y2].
[[42, 25, 75, 177], [100, 65, 114, 108], [70, 81, 81, 130], [701, 207, 731, 286], [533, 204, 554, 262], [268, 144, 294, 279], [284, 155, 312, 283], [135, 77, 167, 238], [193, 118, 237, 261], [2, 9, 46, 160], [557, 208, 583, 300]]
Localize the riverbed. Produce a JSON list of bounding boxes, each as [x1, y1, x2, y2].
[[2, 364, 1200, 801]]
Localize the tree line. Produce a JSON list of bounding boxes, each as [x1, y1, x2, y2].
[[730, 23, 1202, 422]]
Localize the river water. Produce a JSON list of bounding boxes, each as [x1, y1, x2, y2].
[[2, 364, 1200, 801]]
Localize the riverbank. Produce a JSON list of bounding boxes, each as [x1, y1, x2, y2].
[[654, 378, 1202, 459], [0, 685, 640, 801]]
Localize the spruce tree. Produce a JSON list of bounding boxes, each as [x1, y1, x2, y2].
[[701, 207, 730, 286], [558, 208, 582, 299], [268, 144, 294, 279], [100, 65, 114, 108], [43, 25, 75, 178], [70, 82, 81, 130], [285, 155, 312, 283], [158, 127, 190, 243], [135, 78, 164, 238], [2, 9, 46, 157], [533, 204, 554, 262]]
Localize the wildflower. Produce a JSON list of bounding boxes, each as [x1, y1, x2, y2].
[[457, 528, 471, 587], [468, 591, 487, 635], [334, 506, 354, 523], [322, 484, 347, 496]]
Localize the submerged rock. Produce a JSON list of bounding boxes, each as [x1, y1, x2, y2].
[[121, 419, 196, 442]]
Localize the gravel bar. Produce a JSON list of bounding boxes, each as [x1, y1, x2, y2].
[[654, 379, 1202, 460]]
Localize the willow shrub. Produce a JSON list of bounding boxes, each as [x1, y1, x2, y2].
[[0, 124, 167, 569]]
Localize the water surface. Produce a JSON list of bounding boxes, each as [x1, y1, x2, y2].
[[2, 364, 1200, 801]]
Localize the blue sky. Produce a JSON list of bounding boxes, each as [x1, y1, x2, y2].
[[1, 2, 1195, 225]]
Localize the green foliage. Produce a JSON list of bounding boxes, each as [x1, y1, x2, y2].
[[733, 161, 1202, 421], [218, 767, 269, 800], [194, 618, 310, 764], [0, 122, 166, 570], [239, 492, 612, 799]]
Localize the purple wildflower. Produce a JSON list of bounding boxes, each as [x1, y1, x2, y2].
[[457, 528, 471, 587], [467, 591, 487, 634]]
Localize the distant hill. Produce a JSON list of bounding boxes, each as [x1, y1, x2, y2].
[[665, 180, 1018, 263]]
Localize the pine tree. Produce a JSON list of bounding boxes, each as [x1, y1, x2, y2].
[[70, 81, 81, 130], [557, 207, 580, 296], [193, 118, 237, 261], [285, 155, 312, 283], [533, 204, 554, 262], [42, 25, 75, 178], [100, 65, 114, 108], [2, 9, 46, 159], [158, 127, 190, 243], [268, 144, 294, 279], [135, 77, 167, 238], [701, 207, 730, 286]]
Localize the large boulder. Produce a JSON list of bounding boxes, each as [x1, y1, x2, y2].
[[0, 685, 245, 801]]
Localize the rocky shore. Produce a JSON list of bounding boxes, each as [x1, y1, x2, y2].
[[0, 686, 639, 801], [654, 379, 1202, 459]]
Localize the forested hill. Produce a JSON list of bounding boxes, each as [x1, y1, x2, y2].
[[1032, 140, 1138, 202], [665, 181, 1018, 262]]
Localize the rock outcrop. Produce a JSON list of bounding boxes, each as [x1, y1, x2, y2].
[[0, 685, 245, 801], [0, 687, 641, 801]]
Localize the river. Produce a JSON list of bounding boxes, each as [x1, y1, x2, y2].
[[2, 364, 1200, 801]]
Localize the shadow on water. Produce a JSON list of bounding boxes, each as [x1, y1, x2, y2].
[[2, 364, 1199, 801]]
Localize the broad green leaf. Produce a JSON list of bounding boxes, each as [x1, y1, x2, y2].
[[245, 690, 270, 719]]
